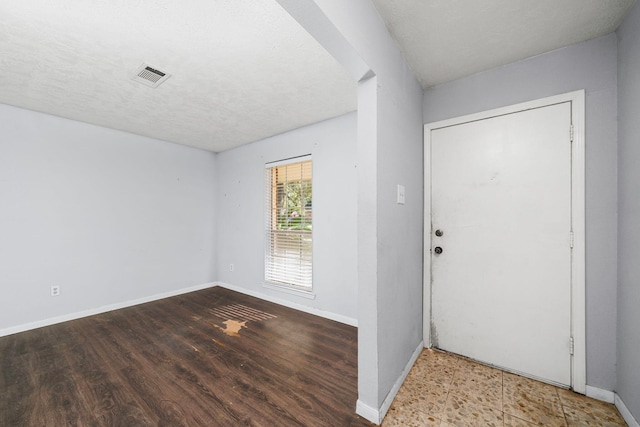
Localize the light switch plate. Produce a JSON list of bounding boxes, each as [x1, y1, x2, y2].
[[397, 184, 405, 204]]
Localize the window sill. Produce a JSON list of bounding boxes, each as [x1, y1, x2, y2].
[[262, 282, 316, 299]]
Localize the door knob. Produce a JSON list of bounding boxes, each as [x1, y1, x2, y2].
[[434, 246, 443, 254], [435, 229, 443, 237]]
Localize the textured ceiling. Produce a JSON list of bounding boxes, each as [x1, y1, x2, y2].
[[371, 0, 636, 88], [1, 1, 636, 152], [0, 0, 357, 152]]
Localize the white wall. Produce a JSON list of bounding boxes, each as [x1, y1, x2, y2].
[[0, 104, 217, 334], [423, 34, 618, 391], [312, 1, 425, 420], [215, 112, 359, 323], [617, 2, 640, 422]]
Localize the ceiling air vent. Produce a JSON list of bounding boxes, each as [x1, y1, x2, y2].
[[131, 63, 171, 88]]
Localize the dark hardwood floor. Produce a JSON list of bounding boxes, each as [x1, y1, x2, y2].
[[0, 287, 373, 426]]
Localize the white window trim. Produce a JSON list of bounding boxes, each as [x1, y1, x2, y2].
[[264, 155, 314, 294], [262, 281, 316, 299]]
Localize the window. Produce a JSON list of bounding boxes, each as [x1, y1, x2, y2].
[[265, 157, 312, 290]]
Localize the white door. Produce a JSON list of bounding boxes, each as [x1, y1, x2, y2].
[[430, 102, 572, 386]]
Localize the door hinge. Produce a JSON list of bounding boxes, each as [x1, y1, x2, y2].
[[570, 125, 574, 142], [569, 231, 574, 248], [570, 336, 575, 355]]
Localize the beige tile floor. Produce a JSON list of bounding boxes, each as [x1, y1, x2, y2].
[[383, 349, 627, 426]]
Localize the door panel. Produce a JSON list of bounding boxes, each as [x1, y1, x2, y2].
[[430, 103, 572, 386]]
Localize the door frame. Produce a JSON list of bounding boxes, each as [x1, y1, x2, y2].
[[423, 90, 586, 393]]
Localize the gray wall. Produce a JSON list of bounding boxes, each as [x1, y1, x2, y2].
[[215, 112, 359, 323], [375, 77, 424, 404], [0, 104, 217, 334], [307, 1, 425, 418], [617, 2, 640, 421], [423, 34, 618, 391]]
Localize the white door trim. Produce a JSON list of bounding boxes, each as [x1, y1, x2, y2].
[[423, 90, 586, 394]]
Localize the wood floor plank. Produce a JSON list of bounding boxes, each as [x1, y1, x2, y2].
[[0, 287, 372, 426]]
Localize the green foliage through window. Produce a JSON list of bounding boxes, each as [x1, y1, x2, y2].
[[265, 158, 313, 289], [275, 181, 312, 231]]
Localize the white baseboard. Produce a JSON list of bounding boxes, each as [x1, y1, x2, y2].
[[616, 393, 640, 427], [586, 385, 615, 403], [1, 281, 358, 336], [356, 400, 381, 425], [0, 282, 217, 338], [216, 282, 358, 327], [584, 386, 639, 427], [379, 341, 424, 420], [356, 340, 424, 425]]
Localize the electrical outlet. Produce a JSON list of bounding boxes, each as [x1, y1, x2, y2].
[[229, 264, 234, 272], [51, 285, 60, 297]]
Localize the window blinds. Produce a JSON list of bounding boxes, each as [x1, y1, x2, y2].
[[264, 158, 312, 289]]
